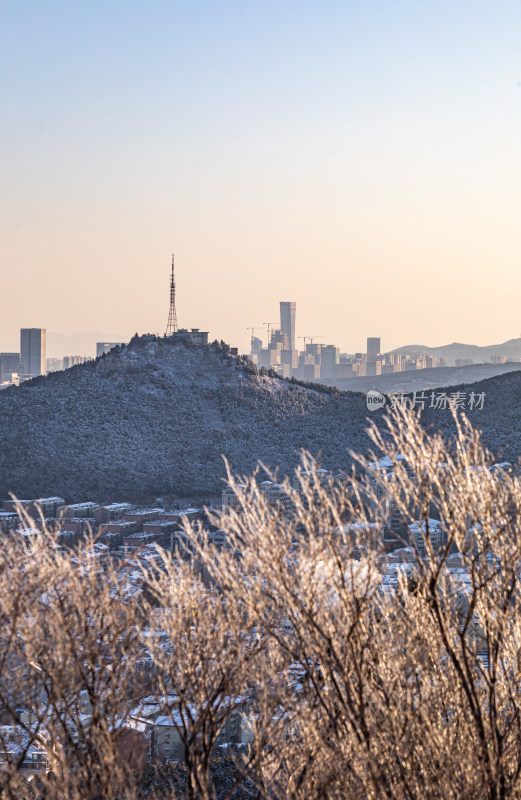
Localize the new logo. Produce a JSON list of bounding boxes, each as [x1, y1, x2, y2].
[[366, 390, 386, 411]]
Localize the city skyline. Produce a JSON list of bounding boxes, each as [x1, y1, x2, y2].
[[6, 299, 521, 362], [2, 2, 521, 354]]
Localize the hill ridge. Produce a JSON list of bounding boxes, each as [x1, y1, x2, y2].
[[1, 334, 520, 502]]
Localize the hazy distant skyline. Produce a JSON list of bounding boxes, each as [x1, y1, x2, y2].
[[2, 1, 521, 354]]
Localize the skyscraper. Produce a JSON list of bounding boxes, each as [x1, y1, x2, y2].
[[366, 337, 381, 378], [20, 328, 46, 378], [280, 301, 296, 352]]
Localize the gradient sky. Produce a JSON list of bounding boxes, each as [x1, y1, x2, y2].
[[1, 1, 521, 356]]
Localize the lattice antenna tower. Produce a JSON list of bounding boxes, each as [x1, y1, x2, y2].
[[165, 253, 178, 335]]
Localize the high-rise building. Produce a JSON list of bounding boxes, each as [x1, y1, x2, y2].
[[250, 336, 262, 355], [366, 337, 381, 378], [320, 345, 338, 380], [269, 329, 288, 351], [0, 352, 21, 381], [280, 302, 296, 352], [281, 348, 298, 371], [20, 329, 46, 378]]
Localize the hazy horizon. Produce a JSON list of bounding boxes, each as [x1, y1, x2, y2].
[[6, 327, 521, 362], [2, 1, 521, 354]]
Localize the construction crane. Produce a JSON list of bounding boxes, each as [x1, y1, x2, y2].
[[263, 321, 278, 343], [298, 336, 323, 346]]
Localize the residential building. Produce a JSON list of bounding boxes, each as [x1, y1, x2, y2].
[[93, 503, 132, 524], [99, 520, 138, 537], [63, 355, 90, 369], [455, 358, 473, 367], [0, 512, 19, 533], [408, 519, 446, 560], [46, 357, 63, 372], [4, 496, 65, 518], [122, 508, 164, 531], [222, 484, 244, 510], [259, 481, 294, 513], [62, 502, 97, 519]]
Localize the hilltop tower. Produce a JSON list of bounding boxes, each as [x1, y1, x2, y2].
[[165, 254, 178, 335]]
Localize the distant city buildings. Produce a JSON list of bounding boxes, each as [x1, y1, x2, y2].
[[46, 357, 63, 373], [64, 355, 90, 369], [47, 355, 92, 373], [0, 330, 102, 388], [248, 305, 453, 386]]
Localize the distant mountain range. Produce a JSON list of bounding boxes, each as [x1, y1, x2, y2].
[[1, 335, 520, 502], [389, 338, 521, 364]]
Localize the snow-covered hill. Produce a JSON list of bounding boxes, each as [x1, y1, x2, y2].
[[2, 334, 521, 503], [0, 335, 368, 502]]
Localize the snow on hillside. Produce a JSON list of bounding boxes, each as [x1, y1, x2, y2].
[[0, 335, 367, 502], [2, 334, 520, 503]]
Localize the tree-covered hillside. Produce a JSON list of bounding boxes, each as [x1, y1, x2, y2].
[[1, 334, 520, 502], [0, 336, 367, 501]]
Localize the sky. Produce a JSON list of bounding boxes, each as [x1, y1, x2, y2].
[[1, 1, 521, 356]]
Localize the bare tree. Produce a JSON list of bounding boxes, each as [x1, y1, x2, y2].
[[141, 548, 267, 800], [4, 408, 521, 799], [0, 516, 150, 800], [206, 409, 521, 800]]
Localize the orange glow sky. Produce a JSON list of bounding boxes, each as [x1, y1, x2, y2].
[[1, 1, 521, 355]]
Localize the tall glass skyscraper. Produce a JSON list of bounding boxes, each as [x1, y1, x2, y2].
[[20, 328, 46, 377], [280, 301, 296, 352], [366, 337, 381, 377]]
